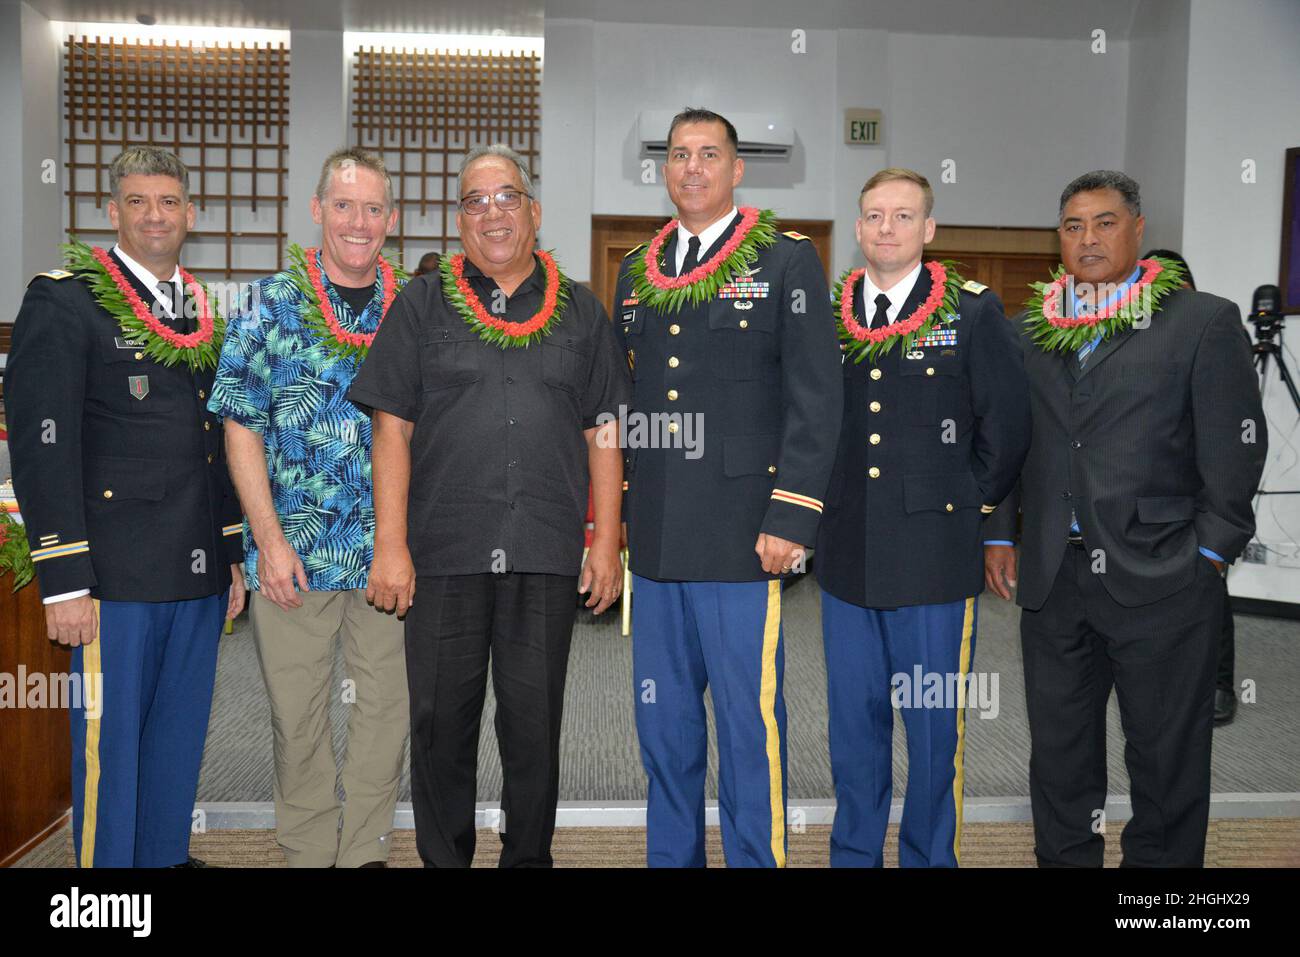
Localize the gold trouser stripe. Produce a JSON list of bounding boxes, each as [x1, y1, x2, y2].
[[760, 580, 786, 868], [80, 599, 104, 868], [951, 597, 976, 865]]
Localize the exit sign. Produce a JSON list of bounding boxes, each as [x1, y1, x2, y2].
[[845, 109, 883, 146]]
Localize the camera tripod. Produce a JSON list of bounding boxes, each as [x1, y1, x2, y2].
[[1252, 316, 1300, 414]]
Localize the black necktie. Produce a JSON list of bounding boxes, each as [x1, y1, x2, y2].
[[680, 236, 701, 277], [870, 293, 892, 331], [157, 281, 187, 332]]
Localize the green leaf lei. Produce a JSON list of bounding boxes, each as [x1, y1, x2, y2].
[[832, 260, 965, 365], [628, 207, 780, 313], [286, 243, 409, 363], [62, 238, 226, 372], [1023, 255, 1188, 354], [436, 249, 571, 349]]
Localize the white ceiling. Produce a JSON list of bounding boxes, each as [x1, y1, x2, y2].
[[22, 0, 546, 36], [21, 0, 1146, 40], [555, 0, 1144, 39]]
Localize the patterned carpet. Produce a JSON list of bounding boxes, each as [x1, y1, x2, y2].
[[196, 573, 1300, 802], [17, 819, 1300, 868]]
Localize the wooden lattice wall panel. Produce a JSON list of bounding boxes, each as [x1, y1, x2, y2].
[[64, 36, 290, 279], [351, 47, 541, 269]]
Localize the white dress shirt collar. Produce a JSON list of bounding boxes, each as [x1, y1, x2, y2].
[[674, 206, 739, 275], [861, 261, 924, 325], [112, 243, 182, 318]]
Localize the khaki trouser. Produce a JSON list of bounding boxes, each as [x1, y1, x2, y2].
[[251, 590, 409, 867]]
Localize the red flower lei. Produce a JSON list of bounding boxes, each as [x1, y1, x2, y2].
[[303, 247, 398, 350], [447, 249, 563, 342], [1040, 258, 1164, 329], [90, 246, 215, 350], [643, 206, 762, 289], [840, 261, 949, 343]]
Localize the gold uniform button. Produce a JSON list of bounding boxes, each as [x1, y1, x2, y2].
[[945, 503, 955, 512], [207, 454, 214, 463], [767, 465, 777, 474], [669, 324, 681, 336], [739, 319, 749, 329], [926, 367, 935, 376], [869, 401, 882, 413], [198, 389, 206, 399], [667, 421, 680, 434], [204, 421, 211, 431], [668, 356, 680, 368], [134, 351, 144, 360], [870, 368, 882, 381], [869, 433, 881, 445], [103, 489, 113, 499], [868, 467, 881, 479], [667, 389, 679, 401]]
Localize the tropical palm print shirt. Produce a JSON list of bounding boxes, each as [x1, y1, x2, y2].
[[207, 254, 398, 591]]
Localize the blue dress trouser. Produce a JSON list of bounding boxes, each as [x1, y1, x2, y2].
[[70, 595, 224, 867], [820, 589, 978, 867], [632, 575, 788, 868]]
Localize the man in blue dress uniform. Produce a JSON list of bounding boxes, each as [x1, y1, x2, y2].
[[613, 109, 842, 867], [816, 168, 1030, 867], [5, 146, 245, 867]]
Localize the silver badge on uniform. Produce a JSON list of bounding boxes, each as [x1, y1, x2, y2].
[[905, 350, 925, 360], [128, 375, 150, 400], [733, 300, 754, 311]]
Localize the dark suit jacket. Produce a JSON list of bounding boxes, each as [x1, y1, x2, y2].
[[816, 266, 1030, 608], [5, 251, 243, 601], [984, 287, 1266, 610], [614, 214, 843, 582]]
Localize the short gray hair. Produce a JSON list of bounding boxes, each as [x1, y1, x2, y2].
[[316, 146, 394, 209], [109, 146, 190, 201], [1059, 170, 1141, 219], [457, 144, 533, 198]]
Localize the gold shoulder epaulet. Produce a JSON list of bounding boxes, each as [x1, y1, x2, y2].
[[782, 230, 810, 242], [31, 269, 74, 283], [961, 279, 988, 295], [623, 242, 648, 259]]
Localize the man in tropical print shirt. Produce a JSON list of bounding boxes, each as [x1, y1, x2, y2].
[[208, 147, 409, 868]]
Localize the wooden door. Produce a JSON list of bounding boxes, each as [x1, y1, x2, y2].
[[590, 215, 833, 316], [928, 225, 1060, 316]]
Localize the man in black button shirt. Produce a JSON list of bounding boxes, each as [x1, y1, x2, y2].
[[349, 144, 631, 867]]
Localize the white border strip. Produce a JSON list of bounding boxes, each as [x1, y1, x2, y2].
[[195, 793, 1300, 830]]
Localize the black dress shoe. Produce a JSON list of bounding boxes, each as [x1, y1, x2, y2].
[[170, 857, 211, 868], [1214, 688, 1237, 725], [359, 861, 387, 869]]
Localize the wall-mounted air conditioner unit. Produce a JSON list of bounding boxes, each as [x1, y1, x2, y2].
[[638, 110, 794, 160]]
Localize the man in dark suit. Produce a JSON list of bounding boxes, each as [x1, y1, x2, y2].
[[5, 146, 244, 867], [613, 108, 842, 867], [984, 170, 1266, 867], [816, 168, 1030, 866], [1141, 248, 1239, 726]]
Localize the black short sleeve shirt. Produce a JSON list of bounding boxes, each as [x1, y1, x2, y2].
[[348, 254, 631, 577]]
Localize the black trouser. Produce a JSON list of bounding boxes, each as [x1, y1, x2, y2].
[[1217, 576, 1235, 693], [404, 572, 577, 868], [1020, 546, 1221, 867]]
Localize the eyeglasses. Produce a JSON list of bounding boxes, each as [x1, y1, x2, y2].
[[459, 190, 531, 215]]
